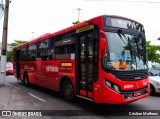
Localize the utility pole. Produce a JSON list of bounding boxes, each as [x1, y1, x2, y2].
[[1, 0, 10, 86], [77, 8, 82, 22], [0, 0, 4, 19], [31, 32, 34, 39]]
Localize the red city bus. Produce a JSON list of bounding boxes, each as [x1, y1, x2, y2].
[[13, 15, 149, 104]]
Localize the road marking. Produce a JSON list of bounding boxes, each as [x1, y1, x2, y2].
[[28, 93, 46, 102]]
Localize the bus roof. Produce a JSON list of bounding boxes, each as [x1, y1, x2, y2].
[[107, 15, 143, 25], [14, 17, 99, 49], [14, 14, 142, 49]]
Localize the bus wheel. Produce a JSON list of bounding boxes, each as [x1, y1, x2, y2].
[[62, 79, 75, 101], [24, 73, 29, 86]]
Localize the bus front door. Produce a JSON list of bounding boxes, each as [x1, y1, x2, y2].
[[76, 30, 97, 100], [15, 49, 21, 79]]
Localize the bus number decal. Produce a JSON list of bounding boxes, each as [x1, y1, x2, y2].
[[76, 25, 94, 33]]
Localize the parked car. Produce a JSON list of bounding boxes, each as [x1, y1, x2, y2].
[[149, 72, 160, 95], [6, 62, 13, 75]]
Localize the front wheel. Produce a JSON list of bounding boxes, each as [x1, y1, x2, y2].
[[24, 73, 30, 86], [62, 79, 75, 101]]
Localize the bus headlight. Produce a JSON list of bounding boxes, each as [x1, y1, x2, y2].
[[105, 80, 112, 88], [104, 79, 121, 93], [113, 85, 120, 93]]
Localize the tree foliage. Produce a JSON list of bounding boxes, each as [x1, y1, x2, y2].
[[146, 41, 160, 63], [6, 40, 27, 62], [7, 51, 12, 62], [8, 40, 27, 47], [72, 21, 80, 25]]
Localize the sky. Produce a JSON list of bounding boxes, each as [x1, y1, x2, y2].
[[0, 0, 160, 45]]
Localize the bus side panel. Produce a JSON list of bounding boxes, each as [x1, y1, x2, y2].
[[19, 61, 37, 84], [27, 60, 76, 92], [28, 72, 36, 84], [40, 60, 60, 90], [46, 60, 75, 92], [13, 62, 17, 78]]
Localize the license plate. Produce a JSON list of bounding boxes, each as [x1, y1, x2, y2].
[[134, 91, 141, 97]]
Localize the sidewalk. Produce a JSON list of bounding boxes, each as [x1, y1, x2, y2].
[[0, 84, 13, 110], [0, 79, 50, 119]]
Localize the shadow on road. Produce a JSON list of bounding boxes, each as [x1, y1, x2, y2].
[[10, 81, 151, 116], [5, 76, 158, 118], [150, 94, 160, 97]]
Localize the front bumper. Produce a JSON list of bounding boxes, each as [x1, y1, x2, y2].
[[122, 87, 148, 100], [94, 85, 149, 104]]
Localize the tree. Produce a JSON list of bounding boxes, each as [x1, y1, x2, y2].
[[158, 37, 160, 41], [72, 21, 80, 25], [7, 50, 12, 62], [146, 41, 160, 63], [8, 40, 27, 47]]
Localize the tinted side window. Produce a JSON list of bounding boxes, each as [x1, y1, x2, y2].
[[28, 44, 36, 60], [37, 40, 48, 60], [48, 38, 54, 60], [20, 46, 28, 61], [36, 39, 54, 60], [55, 32, 75, 59]]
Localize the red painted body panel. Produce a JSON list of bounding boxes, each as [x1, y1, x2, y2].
[[13, 15, 149, 104], [93, 76, 149, 104], [14, 60, 75, 91]]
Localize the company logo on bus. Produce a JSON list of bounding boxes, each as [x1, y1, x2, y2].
[[46, 66, 58, 72], [124, 84, 134, 89], [134, 77, 141, 79], [24, 66, 28, 69]]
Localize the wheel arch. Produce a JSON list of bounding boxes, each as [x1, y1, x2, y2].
[[23, 71, 28, 79], [59, 76, 75, 93]]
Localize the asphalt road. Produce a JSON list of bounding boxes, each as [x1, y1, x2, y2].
[[1, 75, 160, 119]]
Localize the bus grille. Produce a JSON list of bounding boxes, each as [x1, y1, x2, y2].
[[105, 69, 148, 80], [116, 71, 148, 80], [122, 87, 148, 99]]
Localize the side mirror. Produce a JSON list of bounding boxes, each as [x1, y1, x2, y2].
[[100, 30, 106, 59], [103, 54, 108, 67]]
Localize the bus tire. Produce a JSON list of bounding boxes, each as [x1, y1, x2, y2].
[[62, 79, 75, 102], [24, 73, 30, 86]]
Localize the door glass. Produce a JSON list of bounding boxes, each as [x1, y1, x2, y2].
[[79, 32, 94, 91], [80, 36, 86, 83], [88, 33, 94, 91]]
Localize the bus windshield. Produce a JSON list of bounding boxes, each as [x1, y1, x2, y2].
[[103, 31, 148, 70]]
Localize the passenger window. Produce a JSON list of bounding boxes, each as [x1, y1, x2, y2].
[[28, 44, 36, 60], [55, 32, 75, 59]]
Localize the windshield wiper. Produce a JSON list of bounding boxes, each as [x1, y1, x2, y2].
[[117, 30, 138, 70], [117, 30, 128, 45], [118, 30, 129, 43]]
